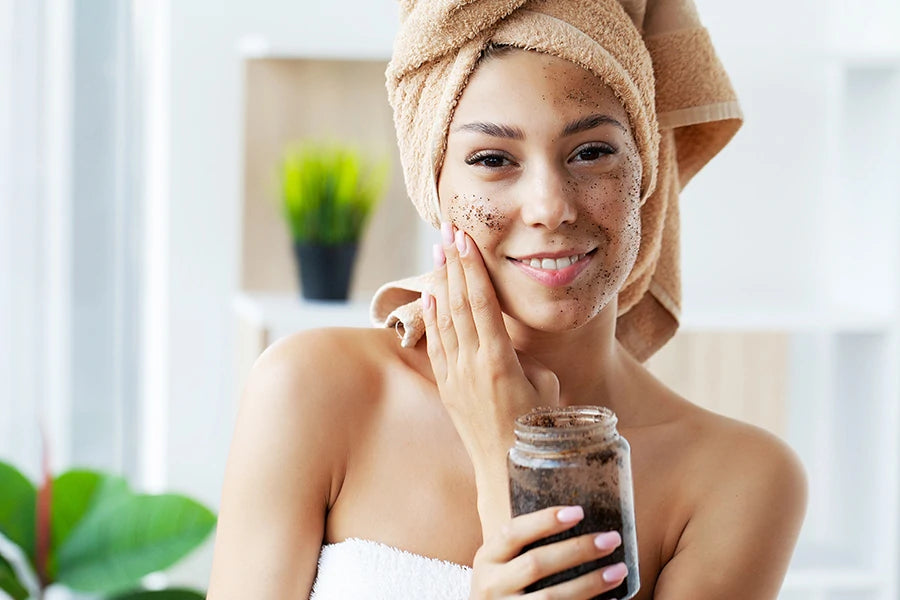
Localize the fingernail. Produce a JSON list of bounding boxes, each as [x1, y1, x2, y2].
[[432, 243, 445, 267], [602, 562, 627, 583], [556, 506, 584, 523], [455, 230, 468, 255], [441, 221, 454, 245], [594, 531, 622, 550], [420, 292, 432, 311]]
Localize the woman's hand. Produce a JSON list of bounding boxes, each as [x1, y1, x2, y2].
[[421, 222, 560, 533], [422, 225, 628, 597], [471, 505, 628, 599]]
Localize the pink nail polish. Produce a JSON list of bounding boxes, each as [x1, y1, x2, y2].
[[556, 506, 584, 523], [594, 531, 622, 550], [420, 292, 432, 311], [441, 222, 454, 245], [455, 230, 467, 255], [602, 562, 628, 583]]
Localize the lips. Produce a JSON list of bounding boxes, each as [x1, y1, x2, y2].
[[511, 253, 587, 271], [507, 249, 597, 287]]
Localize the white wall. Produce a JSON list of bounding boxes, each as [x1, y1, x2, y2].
[[161, 0, 399, 508], [686, 0, 900, 321], [691, 0, 856, 317]]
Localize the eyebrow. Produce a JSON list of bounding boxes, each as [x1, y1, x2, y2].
[[562, 114, 626, 136], [452, 113, 626, 139], [452, 121, 525, 139]]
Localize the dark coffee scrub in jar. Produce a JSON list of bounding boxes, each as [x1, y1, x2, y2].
[[508, 406, 639, 600]]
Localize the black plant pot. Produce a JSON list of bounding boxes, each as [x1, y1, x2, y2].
[[293, 241, 358, 301]]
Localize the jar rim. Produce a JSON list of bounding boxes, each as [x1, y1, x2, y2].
[[514, 405, 618, 433]]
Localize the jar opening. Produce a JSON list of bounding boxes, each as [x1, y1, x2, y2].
[[517, 406, 616, 429], [514, 406, 618, 449]]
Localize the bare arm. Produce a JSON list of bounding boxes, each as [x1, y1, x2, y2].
[[653, 427, 808, 599], [207, 330, 348, 599]]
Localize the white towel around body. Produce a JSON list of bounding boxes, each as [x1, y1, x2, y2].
[[310, 538, 473, 599]]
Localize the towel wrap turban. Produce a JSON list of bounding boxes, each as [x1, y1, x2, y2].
[[371, 0, 743, 362]]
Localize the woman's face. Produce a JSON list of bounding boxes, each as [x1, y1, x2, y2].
[[437, 48, 643, 332]]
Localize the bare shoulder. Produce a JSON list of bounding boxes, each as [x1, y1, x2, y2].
[[246, 323, 428, 455], [688, 407, 808, 502], [654, 404, 809, 599], [255, 326, 402, 397], [207, 326, 407, 599], [257, 325, 418, 405], [260, 325, 403, 376]]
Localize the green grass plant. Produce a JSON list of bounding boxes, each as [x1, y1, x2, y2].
[[280, 141, 389, 245]]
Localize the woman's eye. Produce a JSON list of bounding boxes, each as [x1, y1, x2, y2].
[[465, 153, 511, 168], [572, 144, 615, 162]]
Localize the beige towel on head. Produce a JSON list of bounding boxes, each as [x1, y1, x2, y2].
[[371, 0, 742, 362]]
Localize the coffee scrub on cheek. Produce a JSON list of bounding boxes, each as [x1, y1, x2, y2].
[[446, 193, 508, 235]]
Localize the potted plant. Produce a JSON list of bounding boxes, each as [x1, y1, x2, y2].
[[0, 460, 215, 600], [279, 140, 389, 301]]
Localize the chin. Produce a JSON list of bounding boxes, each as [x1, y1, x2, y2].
[[501, 294, 612, 333], [488, 258, 626, 333]]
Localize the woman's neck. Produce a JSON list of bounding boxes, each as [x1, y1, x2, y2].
[[503, 297, 639, 422]]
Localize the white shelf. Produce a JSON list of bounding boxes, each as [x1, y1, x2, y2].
[[829, 51, 900, 68], [236, 292, 897, 335], [234, 291, 372, 337]]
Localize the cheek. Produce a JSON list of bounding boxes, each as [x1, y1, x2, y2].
[[445, 193, 510, 237], [572, 164, 642, 291], [587, 149, 641, 232], [579, 173, 639, 230]]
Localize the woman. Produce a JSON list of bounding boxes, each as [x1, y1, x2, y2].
[[208, 1, 808, 598]]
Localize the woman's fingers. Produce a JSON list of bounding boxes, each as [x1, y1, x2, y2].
[[477, 505, 586, 564], [422, 242, 448, 382], [434, 222, 511, 364], [519, 561, 628, 600], [507, 530, 624, 593], [444, 226, 480, 351], [454, 230, 515, 360], [432, 224, 460, 362], [474, 505, 627, 598], [421, 286, 446, 383]]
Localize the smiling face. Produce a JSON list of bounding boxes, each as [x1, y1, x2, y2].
[[437, 48, 643, 332]]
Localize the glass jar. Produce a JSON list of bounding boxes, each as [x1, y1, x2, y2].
[[508, 406, 639, 600]]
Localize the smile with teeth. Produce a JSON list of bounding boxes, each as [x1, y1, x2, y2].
[[513, 253, 588, 271]]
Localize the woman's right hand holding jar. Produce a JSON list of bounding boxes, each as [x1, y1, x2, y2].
[[421, 223, 633, 598], [469, 505, 628, 599]]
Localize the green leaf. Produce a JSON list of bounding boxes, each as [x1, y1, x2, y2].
[[108, 588, 206, 600], [49, 470, 130, 579], [55, 492, 215, 594], [0, 462, 36, 564], [52, 471, 128, 549], [0, 553, 28, 600]]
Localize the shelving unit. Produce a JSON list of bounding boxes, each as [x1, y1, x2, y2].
[[809, 14, 900, 595]]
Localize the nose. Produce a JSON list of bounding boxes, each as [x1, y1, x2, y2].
[[519, 163, 577, 230]]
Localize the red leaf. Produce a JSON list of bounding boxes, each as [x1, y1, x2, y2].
[[35, 419, 53, 588]]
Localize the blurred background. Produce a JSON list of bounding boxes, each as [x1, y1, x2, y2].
[[1, 0, 898, 598]]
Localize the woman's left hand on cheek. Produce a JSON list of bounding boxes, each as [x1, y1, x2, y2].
[[421, 222, 560, 478]]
